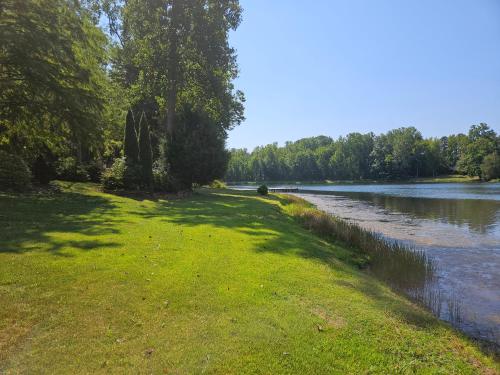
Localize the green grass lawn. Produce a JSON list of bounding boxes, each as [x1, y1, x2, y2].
[[0, 183, 497, 374]]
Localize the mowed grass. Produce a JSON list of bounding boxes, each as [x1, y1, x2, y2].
[[0, 183, 497, 374]]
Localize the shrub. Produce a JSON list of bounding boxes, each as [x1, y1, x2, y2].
[[209, 179, 227, 189], [102, 157, 126, 190], [56, 157, 90, 182], [152, 160, 170, 191], [257, 184, 268, 195], [123, 162, 143, 189], [152, 171, 186, 193], [0, 150, 32, 191], [84, 160, 104, 183], [102, 157, 143, 190]]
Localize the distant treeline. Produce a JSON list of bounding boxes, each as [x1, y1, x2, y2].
[[226, 124, 500, 182]]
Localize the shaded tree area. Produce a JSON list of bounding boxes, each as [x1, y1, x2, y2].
[[1, 0, 125, 185], [226, 124, 500, 182], [102, 0, 244, 190], [0, 0, 244, 191]]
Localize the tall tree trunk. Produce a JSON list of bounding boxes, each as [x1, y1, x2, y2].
[[166, 85, 177, 135], [166, 0, 181, 135]]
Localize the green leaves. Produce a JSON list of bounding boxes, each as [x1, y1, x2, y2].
[[457, 123, 498, 178], [0, 0, 111, 159], [226, 125, 499, 181], [113, 0, 244, 132]]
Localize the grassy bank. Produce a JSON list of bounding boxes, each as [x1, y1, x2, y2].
[[278, 195, 435, 298], [0, 183, 498, 373]]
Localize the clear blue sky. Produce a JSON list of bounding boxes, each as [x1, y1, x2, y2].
[[227, 0, 500, 150]]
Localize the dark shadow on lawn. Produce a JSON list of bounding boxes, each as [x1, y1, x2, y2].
[[0, 188, 122, 256]]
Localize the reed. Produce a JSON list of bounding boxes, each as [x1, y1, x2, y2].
[[281, 194, 437, 308], [446, 294, 463, 325]]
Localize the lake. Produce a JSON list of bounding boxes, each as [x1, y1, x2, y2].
[[234, 183, 500, 345]]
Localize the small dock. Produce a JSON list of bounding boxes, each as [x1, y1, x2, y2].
[[269, 188, 299, 193]]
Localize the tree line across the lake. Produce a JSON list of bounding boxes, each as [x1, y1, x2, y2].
[[0, 0, 244, 192], [226, 124, 500, 182]]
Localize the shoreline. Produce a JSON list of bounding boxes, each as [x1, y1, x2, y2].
[[290, 191, 500, 350], [226, 175, 491, 186]]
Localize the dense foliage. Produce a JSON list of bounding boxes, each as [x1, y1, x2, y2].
[[481, 153, 500, 181], [257, 185, 268, 195], [226, 124, 500, 182], [102, 0, 245, 189], [0, 0, 125, 177], [0, 0, 244, 191], [101, 157, 126, 190], [0, 150, 32, 191], [167, 107, 230, 189]]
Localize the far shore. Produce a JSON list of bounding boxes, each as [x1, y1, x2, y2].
[[226, 174, 500, 186]]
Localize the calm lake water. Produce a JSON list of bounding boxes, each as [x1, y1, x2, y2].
[[234, 183, 500, 344]]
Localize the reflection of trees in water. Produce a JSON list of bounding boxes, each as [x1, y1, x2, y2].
[[340, 192, 500, 235]]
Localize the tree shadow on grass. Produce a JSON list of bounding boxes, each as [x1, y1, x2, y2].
[[132, 189, 440, 330], [0, 187, 122, 256]]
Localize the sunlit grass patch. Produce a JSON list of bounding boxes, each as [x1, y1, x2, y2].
[[0, 183, 497, 373]]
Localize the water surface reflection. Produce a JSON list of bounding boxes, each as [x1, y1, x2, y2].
[[321, 191, 500, 236]]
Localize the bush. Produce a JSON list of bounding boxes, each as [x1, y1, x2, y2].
[[154, 141, 189, 193], [0, 150, 32, 191], [56, 157, 90, 182], [84, 160, 104, 183], [152, 160, 169, 191], [209, 179, 227, 189], [102, 157, 143, 190], [102, 158, 126, 190], [257, 184, 268, 195], [123, 162, 143, 189]]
